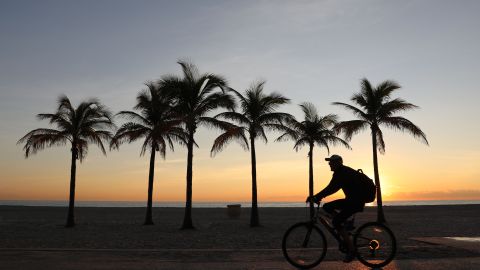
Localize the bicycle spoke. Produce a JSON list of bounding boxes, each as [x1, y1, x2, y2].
[[354, 222, 397, 268], [302, 227, 313, 247]]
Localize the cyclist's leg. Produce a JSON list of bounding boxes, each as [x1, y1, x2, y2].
[[332, 204, 362, 262], [322, 199, 346, 216], [331, 200, 363, 229]]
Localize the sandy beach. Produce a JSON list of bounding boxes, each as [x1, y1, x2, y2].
[[1, 205, 479, 258]]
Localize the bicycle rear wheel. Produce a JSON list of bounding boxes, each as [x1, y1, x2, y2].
[[282, 222, 327, 269], [354, 222, 397, 268]]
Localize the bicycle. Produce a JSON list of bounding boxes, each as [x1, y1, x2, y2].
[[282, 201, 396, 269]]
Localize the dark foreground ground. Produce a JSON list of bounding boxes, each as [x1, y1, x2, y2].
[[1, 205, 479, 269]]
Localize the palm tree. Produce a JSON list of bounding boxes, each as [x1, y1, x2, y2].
[[211, 80, 293, 227], [18, 96, 115, 227], [333, 78, 428, 223], [277, 102, 351, 218], [110, 82, 187, 225], [159, 60, 235, 229]]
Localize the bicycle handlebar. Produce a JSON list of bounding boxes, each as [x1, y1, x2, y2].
[[306, 197, 322, 206]]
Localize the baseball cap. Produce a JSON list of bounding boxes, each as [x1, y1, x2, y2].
[[325, 154, 343, 162]]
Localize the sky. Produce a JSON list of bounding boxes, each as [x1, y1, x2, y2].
[[1, 0, 479, 203]]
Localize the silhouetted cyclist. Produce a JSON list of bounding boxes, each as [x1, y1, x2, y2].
[[306, 154, 369, 263]]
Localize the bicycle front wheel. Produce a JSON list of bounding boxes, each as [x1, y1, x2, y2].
[[282, 222, 327, 269], [354, 222, 397, 268]]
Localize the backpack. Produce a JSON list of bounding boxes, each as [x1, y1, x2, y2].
[[357, 169, 376, 203]]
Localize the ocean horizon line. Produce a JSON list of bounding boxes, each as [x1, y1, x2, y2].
[[1, 199, 480, 208]]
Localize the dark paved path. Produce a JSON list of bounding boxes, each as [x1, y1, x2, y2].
[[1, 248, 479, 270]]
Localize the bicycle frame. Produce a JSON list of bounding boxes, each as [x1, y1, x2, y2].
[[312, 202, 390, 257], [310, 202, 354, 249]]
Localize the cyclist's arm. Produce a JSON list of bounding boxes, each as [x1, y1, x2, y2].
[[314, 175, 341, 200]]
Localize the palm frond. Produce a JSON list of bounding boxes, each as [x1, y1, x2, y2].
[[214, 111, 250, 126], [318, 114, 339, 127], [210, 126, 249, 156], [154, 137, 167, 159], [177, 60, 199, 83], [196, 92, 235, 116], [375, 80, 401, 100], [314, 138, 331, 154], [257, 127, 268, 143], [257, 112, 295, 125], [18, 129, 69, 157], [198, 74, 228, 99], [157, 75, 184, 94], [57, 95, 75, 114], [36, 113, 72, 131], [116, 111, 151, 126], [139, 134, 153, 156], [359, 78, 375, 105], [261, 92, 290, 110], [351, 93, 368, 109], [263, 123, 293, 134], [198, 117, 236, 131], [76, 139, 88, 161], [374, 126, 386, 154], [317, 135, 351, 150], [225, 87, 248, 107], [299, 102, 318, 122], [110, 123, 151, 150], [83, 129, 109, 155], [334, 120, 370, 141], [380, 116, 429, 145], [293, 137, 310, 151], [275, 123, 299, 142], [18, 128, 68, 144], [332, 102, 369, 120], [377, 98, 419, 118]]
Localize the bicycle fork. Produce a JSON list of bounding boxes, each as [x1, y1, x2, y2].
[[302, 223, 314, 248]]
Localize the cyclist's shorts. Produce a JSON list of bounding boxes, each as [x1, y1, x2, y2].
[[323, 199, 364, 228]]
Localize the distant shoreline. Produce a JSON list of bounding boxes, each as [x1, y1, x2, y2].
[[1, 199, 480, 207]]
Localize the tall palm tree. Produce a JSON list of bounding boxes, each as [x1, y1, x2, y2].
[[333, 78, 428, 223], [110, 82, 187, 225], [159, 60, 235, 229], [277, 102, 351, 218], [18, 96, 115, 227], [211, 80, 293, 227]]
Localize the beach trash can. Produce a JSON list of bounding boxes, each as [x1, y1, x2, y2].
[[227, 204, 241, 218]]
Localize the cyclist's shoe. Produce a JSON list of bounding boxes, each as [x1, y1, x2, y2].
[[342, 252, 355, 263]]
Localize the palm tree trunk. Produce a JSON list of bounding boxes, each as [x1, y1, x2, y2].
[[181, 130, 195, 229], [250, 134, 260, 227], [144, 146, 156, 225], [66, 147, 77, 227], [308, 143, 314, 218], [371, 126, 386, 223]]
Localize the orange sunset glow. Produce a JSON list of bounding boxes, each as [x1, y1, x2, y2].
[[2, 128, 479, 203]]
